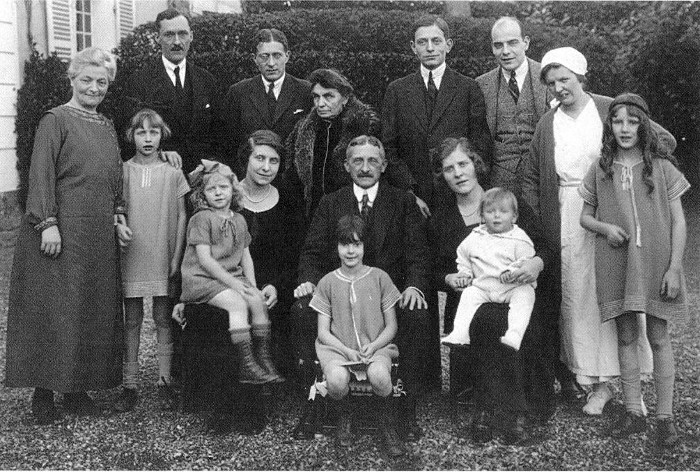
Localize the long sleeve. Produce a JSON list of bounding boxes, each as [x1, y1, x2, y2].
[[522, 122, 543, 215], [26, 113, 64, 230], [402, 191, 431, 293], [223, 85, 243, 169], [455, 237, 473, 278], [467, 83, 493, 173], [517, 198, 555, 273], [297, 194, 334, 286]]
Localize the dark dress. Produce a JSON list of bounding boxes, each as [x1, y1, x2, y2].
[[240, 190, 303, 376], [5, 105, 125, 392]]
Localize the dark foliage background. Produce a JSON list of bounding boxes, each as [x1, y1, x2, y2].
[[14, 1, 700, 207]]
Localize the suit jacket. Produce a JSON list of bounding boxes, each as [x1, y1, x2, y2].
[[476, 58, 550, 140], [224, 74, 312, 169], [118, 58, 225, 173], [297, 183, 430, 294], [382, 67, 492, 204]]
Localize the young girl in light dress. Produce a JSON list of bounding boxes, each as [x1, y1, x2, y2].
[[179, 159, 282, 385], [310, 215, 405, 457], [579, 93, 690, 447], [115, 109, 189, 412]]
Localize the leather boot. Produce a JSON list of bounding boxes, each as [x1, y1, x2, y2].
[[32, 388, 60, 424], [252, 324, 285, 384], [335, 397, 353, 447], [471, 408, 493, 443], [230, 329, 269, 384], [377, 395, 405, 457]]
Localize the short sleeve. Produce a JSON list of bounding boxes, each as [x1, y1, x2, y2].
[[579, 162, 598, 207], [661, 159, 691, 201], [186, 211, 214, 246], [309, 274, 332, 318], [176, 170, 191, 199], [377, 269, 401, 313]]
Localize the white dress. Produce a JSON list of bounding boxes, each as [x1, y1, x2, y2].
[[553, 99, 651, 385]]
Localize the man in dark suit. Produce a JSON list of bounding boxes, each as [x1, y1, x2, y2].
[[475, 17, 550, 193], [292, 135, 431, 440], [223, 29, 312, 172], [119, 8, 224, 173], [382, 14, 492, 216]]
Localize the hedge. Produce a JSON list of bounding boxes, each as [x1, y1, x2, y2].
[[14, 5, 699, 208]]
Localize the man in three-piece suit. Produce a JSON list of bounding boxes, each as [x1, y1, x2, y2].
[[223, 29, 312, 172], [119, 8, 224, 173], [382, 14, 492, 216], [475, 17, 550, 193], [291, 136, 431, 440]]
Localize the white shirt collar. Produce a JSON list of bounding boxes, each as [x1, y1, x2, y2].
[[162, 56, 186, 87], [420, 62, 447, 90], [261, 73, 285, 100], [501, 58, 529, 92], [353, 182, 379, 206]]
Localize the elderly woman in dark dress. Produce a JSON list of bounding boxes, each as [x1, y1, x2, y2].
[[5, 47, 128, 423], [282, 68, 381, 220], [429, 137, 557, 444]]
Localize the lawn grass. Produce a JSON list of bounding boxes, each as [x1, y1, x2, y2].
[[0, 191, 698, 470]]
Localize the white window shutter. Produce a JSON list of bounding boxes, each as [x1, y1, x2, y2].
[[117, 0, 135, 39], [46, 0, 75, 60]]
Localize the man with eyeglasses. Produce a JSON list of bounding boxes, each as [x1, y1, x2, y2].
[[119, 8, 224, 173], [223, 29, 312, 171], [291, 135, 430, 441]]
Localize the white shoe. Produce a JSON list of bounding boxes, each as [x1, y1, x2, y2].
[[582, 383, 612, 416]]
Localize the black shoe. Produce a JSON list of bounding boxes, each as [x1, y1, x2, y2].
[[400, 416, 422, 442], [503, 414, 529, 445], [657, 417, 679, 447], [610, 411, 646, 438], [471, 410, 493, 444], [63, 392, 101, 416], [236, 411, 266, 435], [113, 388, 138, 413], [158, 378, 177, 411], [32, 388, 60, 425]]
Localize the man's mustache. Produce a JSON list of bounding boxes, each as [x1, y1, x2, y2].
[[357, 172, 374, 178], [170, 45, 184, 51]]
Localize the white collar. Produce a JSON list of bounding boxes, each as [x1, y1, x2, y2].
[[162, 56, 186, 86], [353, 182, 379, 204], [420, 62, 447, 89], [501, 58, 529, 91], [261, 73, 285, 99]]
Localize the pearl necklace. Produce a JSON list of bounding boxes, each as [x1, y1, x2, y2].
[[242, 183, 272, 203], [459, 205, 479, 218]]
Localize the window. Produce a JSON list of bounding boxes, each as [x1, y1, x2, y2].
[[75, 0, 92, 51]]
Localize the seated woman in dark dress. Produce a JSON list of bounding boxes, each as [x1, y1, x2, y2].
[[236, 130, 303, 378], [429, 137, 557, 444]]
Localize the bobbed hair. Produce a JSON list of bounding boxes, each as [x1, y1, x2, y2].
[[125, 108, 172, 143], [336, 214, 365, 245]]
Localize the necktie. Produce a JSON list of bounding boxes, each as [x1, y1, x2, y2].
[[174, 66, 183, 94], [508, 70, 519, 102], [427, 71, 438, 118], [360, 193, 370, 219], [267, 80, 277, 118]]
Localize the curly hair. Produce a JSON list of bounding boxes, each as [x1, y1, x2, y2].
[[67, 47, 117, 82], [431, 137, 489, 185], [189, 172, 243, 213], [600, 102, 678, 194]]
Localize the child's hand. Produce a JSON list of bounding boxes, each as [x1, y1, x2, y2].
[[345, 348, 362, 363], [229, 278, 254, 296], [604, 224, 629, 247], [360, 343, 377, 359], [294, 282, 316, 298], [500, 269, 515, 284], [171, 303, 186, 328], [661, 265, 682, 300], [115, 222, 133, 248]]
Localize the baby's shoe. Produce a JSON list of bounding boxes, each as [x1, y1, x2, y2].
[[499, 330, 522, 351], [582, 383, 612, 416]]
